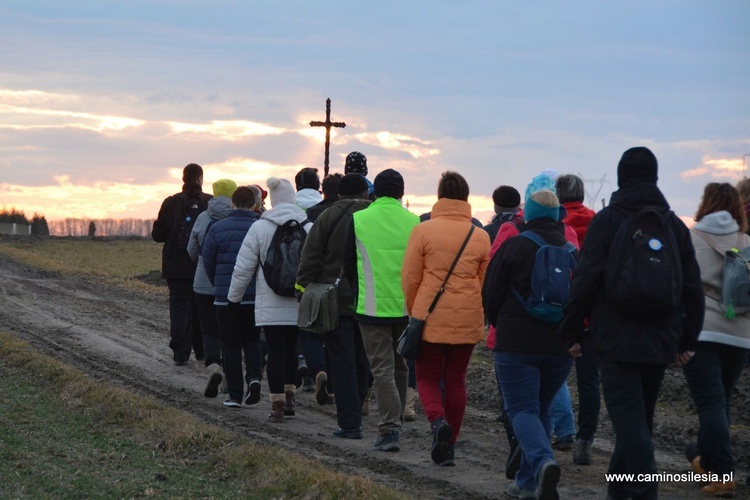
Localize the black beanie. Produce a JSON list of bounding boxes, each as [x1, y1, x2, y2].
[[492, 185, 521, 209], [617, 147, 658, 187], [295, 168, 320, 191], [338, 173, 369, 196], [373, 169, 404, 199], [345, 151, 368, 176]]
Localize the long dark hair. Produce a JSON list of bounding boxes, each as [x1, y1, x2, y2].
[[694, 182, 749, 233]]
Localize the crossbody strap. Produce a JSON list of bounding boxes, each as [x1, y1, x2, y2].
[[425, 225, 475, 319], [331, 201, 357, 286]]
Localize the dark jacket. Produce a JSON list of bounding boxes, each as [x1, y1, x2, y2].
[[152, 183, 212, 280], [297, 199, 370, 317], [482, 218, 577, 357], [558, 180, 704, 364], [483, 211, 524, 244], [201, 209, 260, 305], [305, 198, 336, 223]]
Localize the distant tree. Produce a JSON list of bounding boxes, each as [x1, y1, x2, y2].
[[31, 213, 50, 236], [88, 220, 96, 238], [0, 208, 29, 224]]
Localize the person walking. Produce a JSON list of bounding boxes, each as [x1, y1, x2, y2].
[[344, 168, 419, 452], [202, 186, 266, 408], [684, 182, 750, 497], [188, 179, 237, 397], [151, 163, 212, 365], [402, 171, 490, 466], [228, 177, 311, 422], [483, 189, 578, 499], [559, 147, 705, 500], [296, 173, 372, 438]]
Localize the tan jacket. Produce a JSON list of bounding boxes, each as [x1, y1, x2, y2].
[[402, 198, 490, 344]]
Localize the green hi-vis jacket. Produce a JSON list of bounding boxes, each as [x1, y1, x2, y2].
[[353, 197, 420, 320]]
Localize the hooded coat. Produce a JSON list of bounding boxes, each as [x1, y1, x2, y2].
[[403, 198, 490, 344], [690, 211, 750, 347], [227, 202, 311, 325], [188, 196, 233, 295]]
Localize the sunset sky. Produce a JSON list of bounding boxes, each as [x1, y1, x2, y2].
[[1, 1, 749, 226]]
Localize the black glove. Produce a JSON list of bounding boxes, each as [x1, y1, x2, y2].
[[227, 300, 240, 315]]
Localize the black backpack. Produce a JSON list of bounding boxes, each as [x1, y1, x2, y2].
[[604, 206, 682, 320], [262, 219, 310, 297], [174, 194, 207, 250]]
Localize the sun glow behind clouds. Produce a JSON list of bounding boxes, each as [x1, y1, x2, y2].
[[681, 157, 746, 181], [167, 120, 289, 140], [354, 132, 440, 159]]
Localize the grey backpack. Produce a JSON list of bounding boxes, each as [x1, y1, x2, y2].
[[693, 229, 750, 319]]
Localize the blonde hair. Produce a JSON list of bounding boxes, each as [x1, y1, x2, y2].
[[529, 189, 559, 208]]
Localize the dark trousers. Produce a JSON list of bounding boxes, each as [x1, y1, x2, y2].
[[216, 305, 264, 403], [300, 331, 328, 379], [264, 325, 299, 394], [167, 279, 202, 363], [195, 293, 222, 367], [682, 341, 748, 475], [600, 362, 666, 500], [574, 338, 601, 441], [325, 317, 370, 430]]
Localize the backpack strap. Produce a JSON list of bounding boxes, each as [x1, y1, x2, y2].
[[521, 230, 576, 254]]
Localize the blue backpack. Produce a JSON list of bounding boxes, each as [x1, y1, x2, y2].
[[512, 231, 577, 323]]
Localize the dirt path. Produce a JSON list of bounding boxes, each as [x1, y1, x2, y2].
[[0, 252, 744, 499]]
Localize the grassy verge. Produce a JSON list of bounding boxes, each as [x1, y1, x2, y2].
[[0, 331, 405, 499], [0, 237, 164, 294]]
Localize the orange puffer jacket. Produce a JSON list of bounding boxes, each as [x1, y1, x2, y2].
[[402, 198, 490, 344]]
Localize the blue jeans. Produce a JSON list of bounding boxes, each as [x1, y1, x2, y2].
[[682, 341, 748, 475], [495, 352, 573, 491], [550, 382, 576, 440]]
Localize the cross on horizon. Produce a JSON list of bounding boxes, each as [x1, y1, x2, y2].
[[309, 98, 346, 177]]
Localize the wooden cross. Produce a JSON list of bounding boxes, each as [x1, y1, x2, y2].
[[309, 98, 346, 177]]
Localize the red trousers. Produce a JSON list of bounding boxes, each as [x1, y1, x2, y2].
[[415, 341, 475, 444]]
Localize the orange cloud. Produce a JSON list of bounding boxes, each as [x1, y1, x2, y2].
[[681, 156, 746, 181]]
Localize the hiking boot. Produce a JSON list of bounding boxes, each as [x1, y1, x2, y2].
[[284, 386, 296, 416], [222, 398, 241, 408], [536, 461, 561, 500], [372, 430, 400, 452], [506, 441, 522, 479], [440, 443, 456, 467], [303, 376, 315, 392], [204, 363, 223, 398], [573, 438, 593, 465], [333, 426, 363, 439], [174, 359, 188, 366], [245, 379, 261, 405], [295, 356, 308, 388], [701, 480, 736, 497], [269, 399, 285, 423], [506, 481, 536, 499], [404, 387, 417, 422], [551, 435, 574, 451], [315, 372, 329, 405], [430, 417, 453, 465]]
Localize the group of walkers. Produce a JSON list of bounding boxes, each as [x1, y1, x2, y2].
[[152, 148, 750, 499]]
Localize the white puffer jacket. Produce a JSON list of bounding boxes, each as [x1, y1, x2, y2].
[[227, 202, 311, 325]]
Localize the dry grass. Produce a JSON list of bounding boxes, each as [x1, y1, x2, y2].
[[0, 331, 408, 499]]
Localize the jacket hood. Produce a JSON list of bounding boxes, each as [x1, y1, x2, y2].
[[694, 210, 740, 235], [431, 198, 473, 221], [609, 180, 670, 211], [207, 196, 232, 220], [260, 202, 309, 225], [296, 188, 323, 210]]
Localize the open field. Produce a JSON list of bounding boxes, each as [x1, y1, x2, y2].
[[0, 236, 748, 498]]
